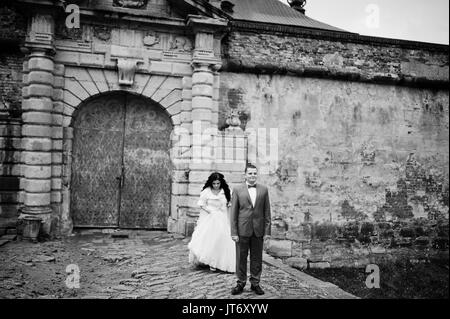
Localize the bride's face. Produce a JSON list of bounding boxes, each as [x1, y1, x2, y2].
[[212, 180, 221, 190]]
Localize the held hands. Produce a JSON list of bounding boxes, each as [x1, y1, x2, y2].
[[263, 235, 271, 250]]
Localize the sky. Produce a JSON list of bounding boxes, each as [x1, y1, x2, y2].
[[278, 0, 449, 45]]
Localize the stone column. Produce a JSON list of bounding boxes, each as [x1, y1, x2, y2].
[[184, 16, 228, 235], [20, 13, 55, 236]]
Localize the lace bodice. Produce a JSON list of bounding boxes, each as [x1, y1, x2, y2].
[[197, 187, 228, 213]]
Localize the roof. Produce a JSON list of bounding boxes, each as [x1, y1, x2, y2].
[[211, 0, 348, 33]]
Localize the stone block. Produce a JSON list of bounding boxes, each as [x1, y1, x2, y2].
[[52, 114, 64, 126], [22, 124, 52, 138], [22, 151, 52, 165], [24, 192, 51, 206], [22, 165, 52, 179], [63, 90, 82, 108], [64, 78, 91, 101], [53, 101, 64, 113], [52, 127, 64, 140], [160, 91, 182, 111], [308, 261, 330, 269], [51, 191, 62, 203], [51, 178, 62, 190], [149, 61, 173, 74], [192, 96, 212, 109], [25, 84, 53, 98], [23, 179, 51, 193], [27, 71, 54, 85], [266, 239, 292, 257], [28, 57, 54, 72], [172, 63, 192, 76], [172, 182, 188, 195], [83, 68, 109, 92], [22, 112, 53, 125], [54, 64, 65, 76], [285, 257, 308, 270], [22, 138, 52, 151], [192, 72, 214, 85], [53, 76, 65, 89], [22, 98, 53, 112], [79, 53, 105, 66], [182, 77, 192, 89], [191, 109, 212, 121], [182, 89, 192, 101], [192, 84, 213, 97]]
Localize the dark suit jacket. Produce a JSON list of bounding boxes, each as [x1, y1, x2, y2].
[[230, 183, 271, 238]]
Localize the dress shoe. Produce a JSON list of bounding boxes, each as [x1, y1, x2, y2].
[[231, 284, 244, 295], [251, 285, 265, 295]]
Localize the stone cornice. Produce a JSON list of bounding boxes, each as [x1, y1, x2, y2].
[[222, 59, 449, 89], [231, 20, 449, 53], [186, 15, 229, 34]]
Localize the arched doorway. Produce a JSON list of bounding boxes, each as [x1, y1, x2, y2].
[[70, 92, 173, 229]]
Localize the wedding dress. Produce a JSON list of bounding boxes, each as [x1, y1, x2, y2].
[[188, 187, 236, 273]]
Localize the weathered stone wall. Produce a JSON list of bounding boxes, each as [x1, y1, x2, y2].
[[0, 1, 27, 235], [220, 72, 449, 267], [223, 30, 449, 87], [0, 49, 25, 235]]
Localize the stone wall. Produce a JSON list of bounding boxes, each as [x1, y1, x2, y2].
[[220, 71, 449, 268], [0, 49, 25, 235], [223, 29, 449, 87]]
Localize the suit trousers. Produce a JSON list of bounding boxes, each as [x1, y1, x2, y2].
[[235, 232, 264, 287]]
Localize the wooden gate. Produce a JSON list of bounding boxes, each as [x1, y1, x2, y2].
[[71, 92, 172, 229]]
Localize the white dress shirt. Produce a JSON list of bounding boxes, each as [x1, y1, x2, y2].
[[246, 182, 257, 207]]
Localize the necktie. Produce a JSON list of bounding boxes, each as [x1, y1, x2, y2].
[[248, 184, 256, 188]]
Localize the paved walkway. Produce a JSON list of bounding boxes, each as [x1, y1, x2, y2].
[[0, 230, 356, 299]]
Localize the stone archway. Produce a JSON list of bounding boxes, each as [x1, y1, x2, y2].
[[70, 91, 173, 229]]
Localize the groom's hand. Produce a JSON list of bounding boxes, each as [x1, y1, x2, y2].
[[263, 235, 271, 250], [231, 236, 239, 243]]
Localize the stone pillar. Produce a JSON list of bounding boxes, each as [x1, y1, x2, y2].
[[183, 16, 228, 235], [19, 12, 56, 236], [51, 63, 65, 235]]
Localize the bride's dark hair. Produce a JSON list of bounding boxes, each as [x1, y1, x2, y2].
[[202, 172, 231, 203]]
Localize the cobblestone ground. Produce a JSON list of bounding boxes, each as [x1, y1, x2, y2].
[[0, 230, 356, 299]]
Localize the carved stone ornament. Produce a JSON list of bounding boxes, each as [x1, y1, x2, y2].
[[169, 36, 193, 52], [116, 58, 142, 85], [225, 109, 242, 131], [113, 0, 148, 9], [143, 32, 160, 47], [93, 26, 111, 42]]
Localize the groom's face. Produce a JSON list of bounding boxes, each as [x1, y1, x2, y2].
[[245, 167, 258, 185]]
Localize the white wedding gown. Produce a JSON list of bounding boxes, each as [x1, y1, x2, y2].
[[188, 187, 236, 273]]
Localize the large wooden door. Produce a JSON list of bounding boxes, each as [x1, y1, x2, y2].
[[119, 95, 172, 229], [71, 93, 172, 229]]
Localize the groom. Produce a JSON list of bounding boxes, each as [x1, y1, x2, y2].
[[230, 163, 271, 295]]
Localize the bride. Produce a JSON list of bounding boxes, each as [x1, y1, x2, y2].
[[188, 172, 236, 273]]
